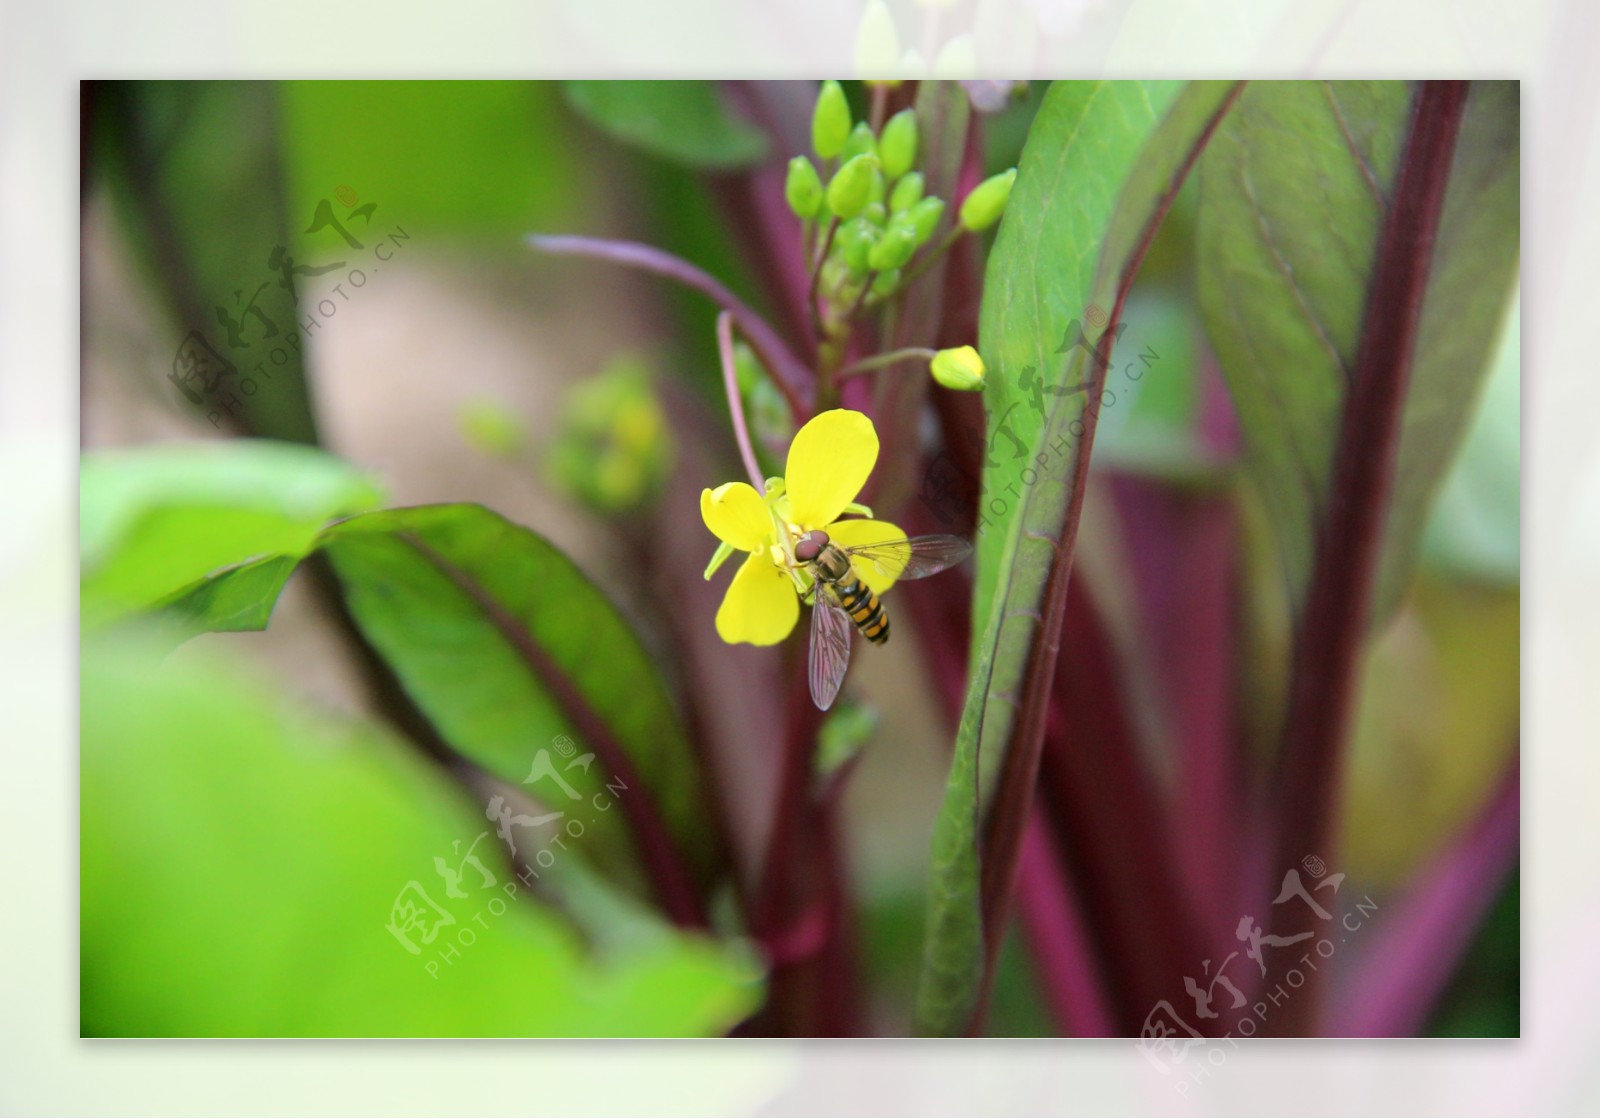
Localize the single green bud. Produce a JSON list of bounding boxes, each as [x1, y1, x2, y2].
[[812, 80, 851, 159], [889, 171, 925, 213], [834, 271, 866, 307], [908, 196, 946, 242], [785, 156, 825, 220], [879, 109, 919, 180], [458, 397, 526, 459], [840, 121, 878, 164], [826, 154, 878, 221], [863, 200, 888, 226], [854, 0, 901, 77], [821, 251, 853, 291], [544, 355, 674, 512], [838, 216, 880, 273], [930, 345, 986, 391], [960, 167, 1017, 232], [867, 166, 886, 206], [870, 268, 900, 297], [868, 221, 919, 272]]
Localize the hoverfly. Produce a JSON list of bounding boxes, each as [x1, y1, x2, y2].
[[793, 527, 972, 710]]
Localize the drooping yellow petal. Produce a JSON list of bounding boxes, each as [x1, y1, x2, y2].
[[715, 551, 800, 645], [700, 482, 773, 552], [827, 517, 908, 593], [784, 409, 879, 530]]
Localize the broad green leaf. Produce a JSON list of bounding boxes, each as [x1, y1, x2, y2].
[[82, 634, 761, 1037], [280, 81, 582, 247], [321, 504, 722, 902], [1196, 80, 1520, 624], [916, 81, 1241, 1035], [80, 440, 383, 628], [563, 81, 769, 169]]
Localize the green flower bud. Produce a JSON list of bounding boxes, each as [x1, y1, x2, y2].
[[826, 153, 878, 221], [458, 398, 526, 459], [785, 156, 825, 220], [889, 171, 925, 214], [879, 109, 919, 180], [544, 355, 674, 512], [840, 121, 878, 164], [870, 268, 901, 297], [868, 220, 919, 272], [812, 80, 851, 160], [863, 200, 888, 226], [838, 216, 880, 273], [929, 346, 986, 391], [959, 167, 1017, 232], [867, 166, 886, 206], [908, 196, 946, 242], [854, 0, 901, 78], [821, 251, 853, 291]]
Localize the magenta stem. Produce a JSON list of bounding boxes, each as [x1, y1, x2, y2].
[[716, 312, 767, 491]]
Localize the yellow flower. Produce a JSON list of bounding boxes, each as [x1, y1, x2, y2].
[[701, 409, 908, 646]]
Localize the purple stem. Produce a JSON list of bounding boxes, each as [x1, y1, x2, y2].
[[1265, 81, 1470, 1032], [1111, 474, 1243, 948], [1013, 807, 1118, 1037], [716, 312, 767, 490], [528, 233, 812, 417], [1328, 761, 1519, 1037]]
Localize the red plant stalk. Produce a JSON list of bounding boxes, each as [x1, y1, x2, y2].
[[1264, 80, 1470, 1035]]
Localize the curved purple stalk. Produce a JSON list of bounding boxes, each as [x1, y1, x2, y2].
[[528, 233, 812, 418], [715, 312, 766, 490]]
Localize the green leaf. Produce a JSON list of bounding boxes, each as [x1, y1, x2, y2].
[[280, 81, 582, 247], [916, 80, 1241, 1036], [321, 504, 721, 904], [562, 81, 768, 169], [80, 440, 383, 628], [81, 634, 761, 1037], [1195, 80, 1520, 623]]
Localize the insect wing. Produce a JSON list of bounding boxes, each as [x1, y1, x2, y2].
[[842, 534, 973, 582], [808, 586, 854, 711]]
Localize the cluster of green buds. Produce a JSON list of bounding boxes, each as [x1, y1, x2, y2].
[[785, 81, 1017, 329]]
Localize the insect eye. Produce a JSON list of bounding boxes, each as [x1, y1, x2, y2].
[[795, 531, 827, 562]]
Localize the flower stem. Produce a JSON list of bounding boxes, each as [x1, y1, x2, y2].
[[891, 225, 964, 295], [806, 217, 840, 336], [716, 312, 767, 491], [528, 233, 811, 419], [837, 346, 937, 381], [870, 82, 889, 132]]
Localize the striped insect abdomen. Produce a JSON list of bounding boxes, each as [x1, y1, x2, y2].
[[835, 577, 890, 645]]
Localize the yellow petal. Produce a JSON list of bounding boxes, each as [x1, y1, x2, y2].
[[785, 409, 879, 529], [715, 551, 800, 645], [827, 517, 907, 593], [700, 482, 772, 552]]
